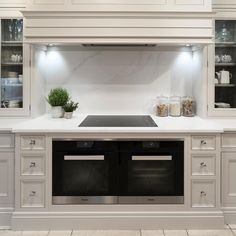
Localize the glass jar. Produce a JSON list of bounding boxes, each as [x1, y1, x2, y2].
[[182, 96, 195, 117], [156, 96, 169, 117], [169, 96, 181, 117]]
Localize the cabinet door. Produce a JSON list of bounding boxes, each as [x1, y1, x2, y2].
[[222, 152, 236, 206], [0, 151, 14, 205], [0, 19, 30, 116], [0, 0, 25, 8]]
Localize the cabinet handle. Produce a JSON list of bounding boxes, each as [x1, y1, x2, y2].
[[29, 191, 36, 197], [30, 162, 36, 168], [200, 162, 207, 167], [30, 140, 36, 145], [200, 140, 207, 145], [200, 191, 207, 197]]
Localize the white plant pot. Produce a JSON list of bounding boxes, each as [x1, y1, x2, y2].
[[51, 106, 64, 118], [64, 112, 73, 119]]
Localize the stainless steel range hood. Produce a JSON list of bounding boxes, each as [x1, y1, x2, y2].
[[22, 10, 214, 45]]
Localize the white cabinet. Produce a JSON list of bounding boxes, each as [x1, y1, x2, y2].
[[190, 134, 220, 210], [213, 0, 236, 10], [222, 152, 236, 206], [0, 0, 25, 8], [25, 0, 212, 12], [15, 134, 47, 210], [0, 133, 14, 228]]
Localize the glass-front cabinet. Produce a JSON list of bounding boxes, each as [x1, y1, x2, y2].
[[0, 18, 29, 116]]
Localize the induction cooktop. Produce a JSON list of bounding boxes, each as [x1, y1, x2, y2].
[[79, 115, 158, 127]]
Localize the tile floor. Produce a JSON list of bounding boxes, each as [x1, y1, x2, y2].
[[0, 225, 235, 236]]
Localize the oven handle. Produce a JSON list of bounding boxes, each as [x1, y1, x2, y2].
[[131, 155, 172, 161], [64, 155, 105, 161]]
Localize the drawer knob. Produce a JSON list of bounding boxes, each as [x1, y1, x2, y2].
[[29, 191, 36, 197], [30, 162, 36, 168], [200, 140, 207, 145], [200, 162, 207, 167], [200, 191, 207, 197], [30, 140, 36, 145]]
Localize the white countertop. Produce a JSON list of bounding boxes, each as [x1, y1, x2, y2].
[[0, 118, 31, 132], [10, 114, 227, 133]]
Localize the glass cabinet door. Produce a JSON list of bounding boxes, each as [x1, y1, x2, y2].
[[214, 20, 236, 110], [0, 19, 24, 111]]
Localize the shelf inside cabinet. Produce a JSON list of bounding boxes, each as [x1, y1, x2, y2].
[[215, 84, 236, 87], [215, 63, 236, 66], [215, 42, 236, 48], [1, 62, 23, 66], [2, 84, 22, 87], [2, 41, 22, 44]]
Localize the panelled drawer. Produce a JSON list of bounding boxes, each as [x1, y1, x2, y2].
[[20, 180, 45, 208], [20, 136, 45, 151], [191, 154, 215, 176], [191, 136, 216, 150], [0, 133, 14, 148], [21, 154, 45, 176], [222, 133, 236, 148], [191, 179, 216, 208]]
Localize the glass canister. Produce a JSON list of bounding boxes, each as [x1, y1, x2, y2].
[[169, 96, 181, 117], [156, 96, 169, 117], [182, 96, 196, 117]]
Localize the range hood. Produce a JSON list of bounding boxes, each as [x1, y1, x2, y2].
[[22, 9, 214, 45]]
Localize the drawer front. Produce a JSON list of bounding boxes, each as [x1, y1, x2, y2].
[[191, 179, 216, 208], [0, 133, 14, 148], [191, 154, 215, 176], [20, 180, 45, 208], [20, 136, 45, 151], [191, 136, 216, 150], [21, 154, 45, 176], [222, 133, 236, 148]]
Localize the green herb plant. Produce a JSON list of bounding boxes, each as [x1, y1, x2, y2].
[[46, 88, 69, 107], [63, 101, 79, 112]]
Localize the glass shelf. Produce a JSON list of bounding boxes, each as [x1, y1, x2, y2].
[[215, 84, 236, 87], [215, 63, 236, 66]]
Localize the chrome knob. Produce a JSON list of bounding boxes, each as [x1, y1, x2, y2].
[[200, 191, 207, 197], [200, 140, 207, 145], [30, 162, 36, 168], [30, 140, 36, 145], [29, 191, 36, 197], [200, 162, 207, 167]]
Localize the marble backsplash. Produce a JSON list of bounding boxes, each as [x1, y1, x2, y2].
[[41, 48, 194, 115]]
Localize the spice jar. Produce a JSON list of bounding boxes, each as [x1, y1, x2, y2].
[[157, 96, 169, 117], [169, 96, 181, 117], [182, 96, 195, 117]]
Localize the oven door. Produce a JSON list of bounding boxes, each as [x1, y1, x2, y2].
[[118, 141, 184, 204], [52, 141, 119, 204]]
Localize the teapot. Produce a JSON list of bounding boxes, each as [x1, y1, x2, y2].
[[215, 69, 232, 84]]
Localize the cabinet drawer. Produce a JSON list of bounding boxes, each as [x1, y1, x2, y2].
[[191, 154, 215, 176], [20, 180, 45, 208], [21, 154, 45, 176], [191, 136, 216, 150], [191, 179, 216, 208], [0, 133, 14, 148], [20, 136, 45, 151], [222, 133, 236, 148]]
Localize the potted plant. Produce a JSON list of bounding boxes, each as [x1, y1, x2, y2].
[[46, 88, 69, 118], [63, 100, 79, 119]]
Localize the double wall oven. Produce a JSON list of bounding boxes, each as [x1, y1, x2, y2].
[[52, 139, 184, 205]]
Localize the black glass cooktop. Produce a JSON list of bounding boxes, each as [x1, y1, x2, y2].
[[79, 115, 157, 127]]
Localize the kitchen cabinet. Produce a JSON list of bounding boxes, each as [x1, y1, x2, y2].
[[15, 135, 47, 210], [213, 0, 236, 10], [0, 133, 14, 228], [0, 18, 30, 116], [25, 0, 211, 12], [0, 0, 25, 8], [208, 20, 236, 116], [190, 135, 220, 209]]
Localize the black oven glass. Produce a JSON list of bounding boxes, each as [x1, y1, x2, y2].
[[52, 140, 184, 204]]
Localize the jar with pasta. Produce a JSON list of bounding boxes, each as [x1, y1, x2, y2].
[[157, 96, 169, 117], [169, 96, 181, 117], [182, 96, 195, 117]]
